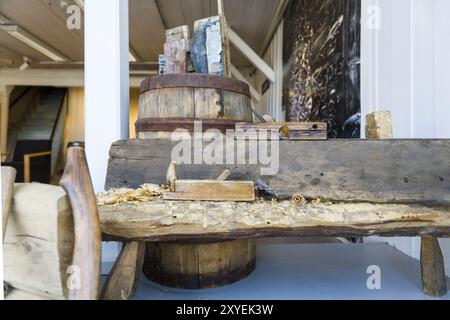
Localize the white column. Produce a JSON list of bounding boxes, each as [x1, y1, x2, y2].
[[84, 0, 130, 193]]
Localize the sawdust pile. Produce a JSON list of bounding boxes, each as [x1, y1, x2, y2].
[[97, 184, 169, 206]]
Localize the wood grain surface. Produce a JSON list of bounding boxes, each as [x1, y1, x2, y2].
[[99, 200, 450, 242], [106, 139, 450, 205], [60, 143, 101, 300]]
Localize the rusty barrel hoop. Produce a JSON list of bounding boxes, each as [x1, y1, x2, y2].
[[139, 73, 251, 97]]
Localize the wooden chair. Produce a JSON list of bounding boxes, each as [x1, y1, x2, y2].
[[3, 142, 101, 300]]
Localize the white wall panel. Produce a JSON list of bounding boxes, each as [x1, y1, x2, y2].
[[362, 0, 450, 276], [255, 21, 284, 121]]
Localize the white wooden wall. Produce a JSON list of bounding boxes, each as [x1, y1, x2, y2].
[[255, 22, 284, 121], [361, 0, 450, 275]]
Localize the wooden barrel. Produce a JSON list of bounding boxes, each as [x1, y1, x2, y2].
[[136, 73, 253, 139], [143, 239, 256, 289], [137, 73, 256, 289]]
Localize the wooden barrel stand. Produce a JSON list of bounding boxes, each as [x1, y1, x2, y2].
[[143, 239, 256, 289], [137, 73, 256, 289]]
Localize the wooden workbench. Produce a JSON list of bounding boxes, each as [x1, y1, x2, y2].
[[101, 138, 450, 299]]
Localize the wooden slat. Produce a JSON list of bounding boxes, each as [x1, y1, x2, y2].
[[106, 139, 450, 205], [99, 200, 450, 242], [164, 39, 187, 74], [163, 180, 255, 202], [101, 241, 145, 300], [4, 183, 74, 300], [236, 122, 327, 131], [235, 122, 327, 140], [1, 167, 16, 241]]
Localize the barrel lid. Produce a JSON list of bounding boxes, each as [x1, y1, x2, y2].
[[140, 73, 251, 98]]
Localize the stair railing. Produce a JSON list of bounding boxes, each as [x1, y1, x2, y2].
[[23, 151, 52, 183]]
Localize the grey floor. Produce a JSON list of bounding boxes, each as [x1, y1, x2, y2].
[[110, 242, 450, 300]]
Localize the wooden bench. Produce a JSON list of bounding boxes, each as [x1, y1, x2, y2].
[[3, 143, 101, 300], [102, 137, 450, 299]]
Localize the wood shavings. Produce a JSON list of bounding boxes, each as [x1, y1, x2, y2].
[[96, 184, 168, 206]]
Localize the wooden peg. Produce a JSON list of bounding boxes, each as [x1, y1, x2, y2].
[[166, 161, 177, 192], [217, 169, 231, 181]]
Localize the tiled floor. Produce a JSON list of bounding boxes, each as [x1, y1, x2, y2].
[[107, 242, 450, 300]]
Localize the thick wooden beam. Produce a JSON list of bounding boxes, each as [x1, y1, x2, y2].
[[99, 200, 450, 242], [106, 139, 450, 205], [101, 241, 145, 300], [0, 68, 145, 88]]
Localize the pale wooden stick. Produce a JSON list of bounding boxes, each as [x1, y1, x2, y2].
[[1, 167, 16, 241], [217, 0, 224, 16]]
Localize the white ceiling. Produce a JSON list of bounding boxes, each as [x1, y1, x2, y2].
[[0, 0, 282, 69]]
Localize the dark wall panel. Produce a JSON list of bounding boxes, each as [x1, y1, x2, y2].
[[283, 0, 361, 138]]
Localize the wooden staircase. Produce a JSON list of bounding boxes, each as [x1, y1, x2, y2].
[[2, 87, 66, 183]]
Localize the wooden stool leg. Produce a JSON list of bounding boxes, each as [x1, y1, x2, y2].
[[421, 236, 447, 297], [101, 241, 146, 300]]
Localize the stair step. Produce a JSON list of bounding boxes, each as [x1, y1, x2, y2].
[[29, 113, 59, 121], [20, 127, 53, 132], [17, 133, 52, 140], [27, 119, 57, 124], [20, 129, 53, 135], [35, 106, 60, 112]]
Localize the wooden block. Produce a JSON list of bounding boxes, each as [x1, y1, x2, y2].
[[191, 16, 228, 76], [1, 166, 16, 241], [365, 111, 393, 139], [4, 183, 74, 300], [163, 180, 255, 202], [164, 39, 187, 74], [101, 241, 146, 300], [166, 25, 190, 45], [191, 18, 209, 74], [421, 236, 447, 296], [234, 122, 327, 140], [219, 16, 231, 77]]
